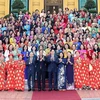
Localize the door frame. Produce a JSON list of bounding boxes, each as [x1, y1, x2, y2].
[[44, 0, 63, 13]]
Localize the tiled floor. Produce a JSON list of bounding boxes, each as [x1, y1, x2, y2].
[[0, 90, 100, 100], [77, 90, 100, 98], [0, 91, 33, 100]]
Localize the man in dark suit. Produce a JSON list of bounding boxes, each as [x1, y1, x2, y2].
[[36, 50, 46, 91], [47, 49, 58, 91], [26, 52, 37, 91]]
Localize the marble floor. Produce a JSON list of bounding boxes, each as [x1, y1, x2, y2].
[[77, 90, 100, 98], [0, 90, 100, 100], [0, 91, 33, 100]]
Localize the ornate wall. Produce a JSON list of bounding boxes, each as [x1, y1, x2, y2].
[[29, 0, 78, 13], [0, 0, 9, 18], [63, 0, 78, 10], [98, 0, 100, 14], [0, 0, 100, 18], [29, 0, 100, 14], [29, 0, 44, 14]]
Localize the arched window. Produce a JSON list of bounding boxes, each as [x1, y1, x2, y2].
[[78, 0, 97, 11], [10, 0, 29, 13]]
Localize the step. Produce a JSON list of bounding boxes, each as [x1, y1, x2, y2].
[[24, 80, 75, 90], [24, 80, 53, 90], [82, 99, 100, 100]]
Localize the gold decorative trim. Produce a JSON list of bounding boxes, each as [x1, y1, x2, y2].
[[32, 2, 40, 6], [67, 2, 75, 6], [0, 2, 5, 6], [0, 11, 5, 15]]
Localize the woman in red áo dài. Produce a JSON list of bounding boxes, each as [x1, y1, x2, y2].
[[89, 52, 99, 90], [5, 54, 15, 90], [15, 54, 26, 91], [97, 52, 100, 89], [81, 52, 90, 89], [74, 51, 82, 90], [0, 54, 5, 91]]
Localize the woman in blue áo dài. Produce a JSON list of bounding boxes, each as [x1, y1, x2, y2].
[[58, 52, 67, 91]]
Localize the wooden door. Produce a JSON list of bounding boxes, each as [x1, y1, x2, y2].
[[44, 0, 63, 13]]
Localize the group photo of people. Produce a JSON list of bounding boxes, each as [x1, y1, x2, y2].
[[0, 7, 100, 92]]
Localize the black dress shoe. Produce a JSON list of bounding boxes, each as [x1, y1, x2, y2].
[[28, 89, 31, 91], [42, 89, 46, 91], [17, 90, 23, 91], [54, 88, 58, 91], [4, 89, 8, 91], [32, 89, 35, 91], [48, 89, 52, 91], [38, 89, 41, 91]]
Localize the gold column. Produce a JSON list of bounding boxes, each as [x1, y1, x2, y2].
[[63, 0, 78, 10], [75, 0, 78, 10], [98, 0, 100, 13], [0, 0, 9, 17], [40, 0, 44, 11], [29, 0, 32, 14], [5, 0, 9, 15], [63, 0, 67, 10]]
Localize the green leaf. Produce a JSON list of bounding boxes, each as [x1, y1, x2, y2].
[[12, 0, 24, 10], [84, 0, 96, 10]]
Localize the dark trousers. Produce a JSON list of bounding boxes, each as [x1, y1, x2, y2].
[[37, 70, 46, 90], [48, 71, 57, 89], [27, 70, 35, 89]]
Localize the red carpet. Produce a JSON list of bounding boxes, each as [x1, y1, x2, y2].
[[32, 90, 81, 100]]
